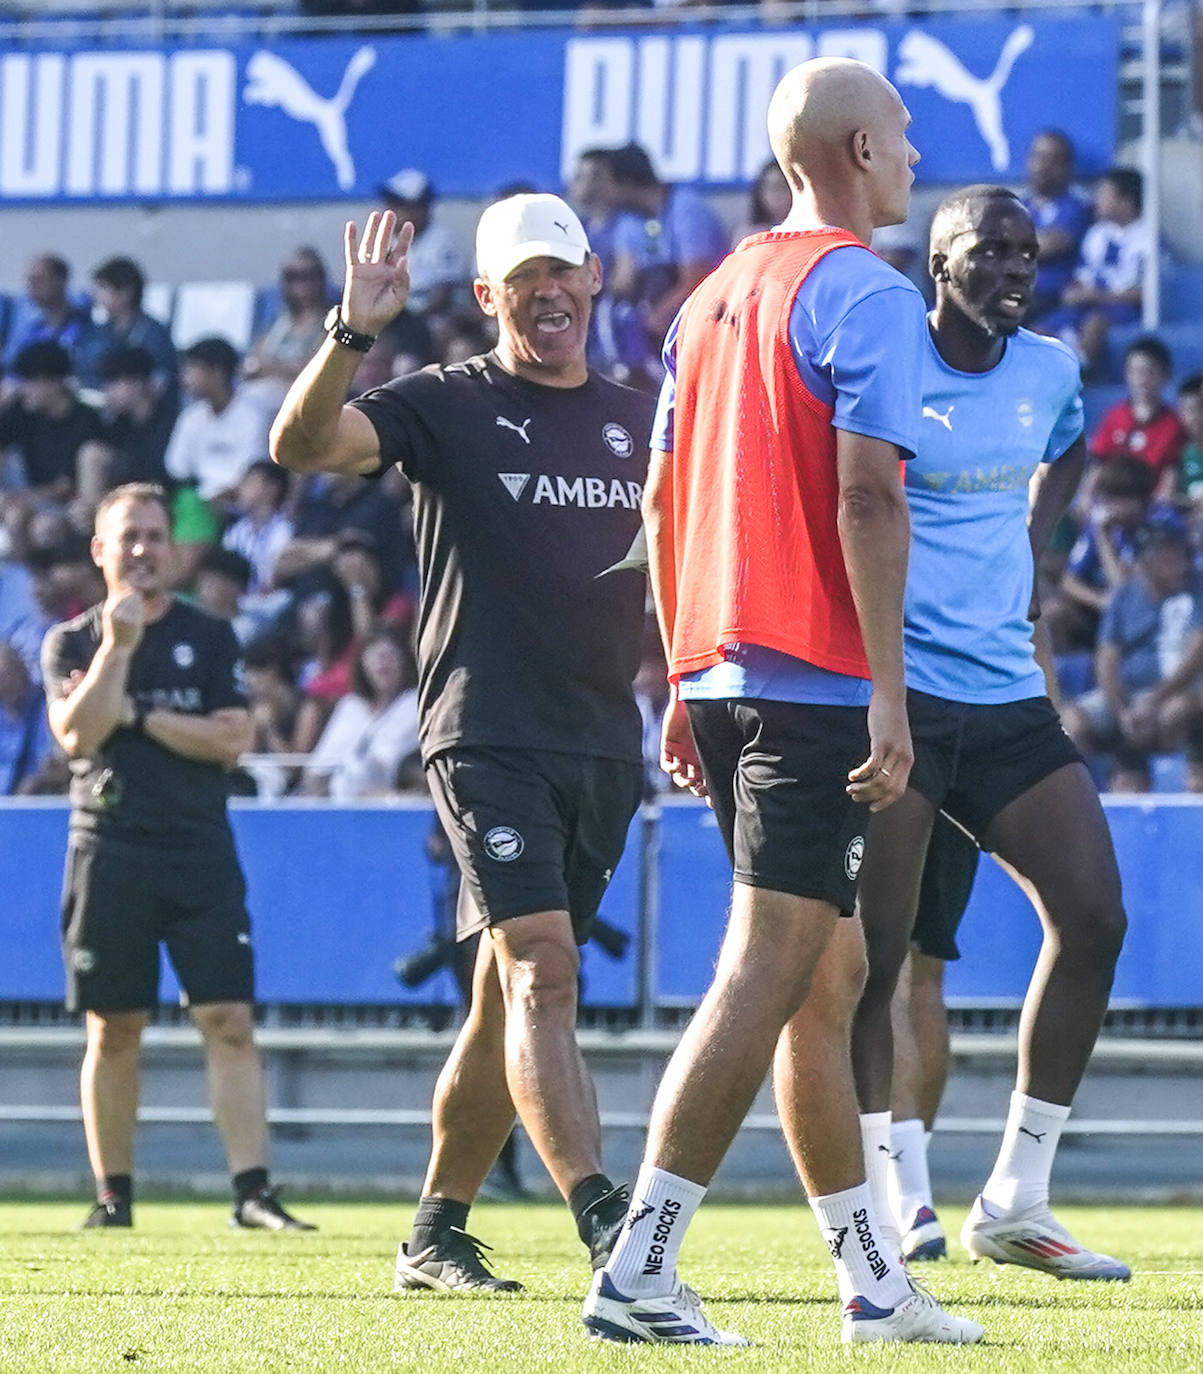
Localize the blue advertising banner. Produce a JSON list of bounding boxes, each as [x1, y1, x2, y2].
[[0, 15, 1118, 205]]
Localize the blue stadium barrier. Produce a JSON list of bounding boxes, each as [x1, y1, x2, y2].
[[0, 801, 639, 1007], [2, 797, 1201, 1008]]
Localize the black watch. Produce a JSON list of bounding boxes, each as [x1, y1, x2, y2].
[[324, 307, 376, 353]]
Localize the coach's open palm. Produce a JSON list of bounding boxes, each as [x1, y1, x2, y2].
[[341, 211, 416, 337]]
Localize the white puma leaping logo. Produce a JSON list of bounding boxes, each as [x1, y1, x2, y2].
[[496, 415, 532, 443], [243, 47, 376, 190], [923, 404, 955, 431], [895, 26, 1034, 172]]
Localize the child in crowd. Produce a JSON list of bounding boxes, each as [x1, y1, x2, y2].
[[1175, 372, 1203, 500], [1089, 335, 1185, 498], [1035, 168, 1148, 376]]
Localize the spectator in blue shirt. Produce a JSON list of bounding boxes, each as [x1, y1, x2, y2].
[[0, 643, 56, 795], [604, 143, 729, 388], [1022, 130, 1092, 323], [2, 254, 94, 375], [1063, 523, 1203, 790], [74, 256, 178, 406]]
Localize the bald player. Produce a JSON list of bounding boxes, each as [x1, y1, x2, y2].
[[583, 59, 982, 1346]]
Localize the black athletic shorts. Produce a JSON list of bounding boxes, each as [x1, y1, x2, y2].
[[425, 746, 643, 944], [907, 690, 1083, 843], [60, 835, 255, 1013], [911, 811, 981, 962], [685, 698, 870, 913]]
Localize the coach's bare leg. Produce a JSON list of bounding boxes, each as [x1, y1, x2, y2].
[[645, 885, 838, 1184], [490, 910, 599, 1198], [774, 916, 868, 1194], [423, 935, 518, 1201], [851, 790, 936, 1113], [192, 1001, 269, 1174], [982, 765, 1126, 1105], [81, 1010, 147, 1179]]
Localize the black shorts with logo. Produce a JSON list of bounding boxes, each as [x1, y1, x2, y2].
[[685, 698, 870, 913], [61, 834, 255, 1013], [911, 811, 981, 962], [426, 746, 643, 944], [907, 690, 1083, 843]]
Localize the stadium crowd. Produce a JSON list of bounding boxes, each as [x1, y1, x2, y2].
[[1, 134, 1200, 800]]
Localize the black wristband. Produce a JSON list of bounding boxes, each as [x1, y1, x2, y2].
[[324, 307, 376, 354]]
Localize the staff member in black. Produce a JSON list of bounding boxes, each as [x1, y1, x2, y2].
[[272, 194, 653, 1290], [43, 483, 313, 1232]]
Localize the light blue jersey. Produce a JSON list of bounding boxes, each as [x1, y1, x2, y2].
[[904, 324, 1083, 703], [655, 241, 926, 705]]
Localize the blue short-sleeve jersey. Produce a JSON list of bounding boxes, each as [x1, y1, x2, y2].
[[651, 241, 925, 704], [903, 324, 1084, 703]]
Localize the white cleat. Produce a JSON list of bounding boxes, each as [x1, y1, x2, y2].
[[961, 1196, 1131, 1281], [842, 1285, 984, 1344], [901, 1205, 948, 1262], [582, 1270, 750, 1345]]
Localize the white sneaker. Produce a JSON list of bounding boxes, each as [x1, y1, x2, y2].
[[961, 1196, 1131, 1281], [582, 1270, 750, 1345], [901, 1205, 947, 1262], [842, 1285, 984, 1344]]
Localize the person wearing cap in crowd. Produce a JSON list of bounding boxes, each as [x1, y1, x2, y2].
[[271, 193, 655, 1291], [377, 169, 468, 324]]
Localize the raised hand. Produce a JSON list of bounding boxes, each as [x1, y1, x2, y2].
[[341, 211, 416, 338]]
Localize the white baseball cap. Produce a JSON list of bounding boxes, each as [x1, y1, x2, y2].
[[476, 193, 591, 283]]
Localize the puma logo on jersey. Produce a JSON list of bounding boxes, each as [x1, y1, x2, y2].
[[496, 415, 532, 443], [923, 404, 955, 431]]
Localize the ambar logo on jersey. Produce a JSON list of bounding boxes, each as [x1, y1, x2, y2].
[[498, 473, 644, 509], [0, 51, 235, 198]]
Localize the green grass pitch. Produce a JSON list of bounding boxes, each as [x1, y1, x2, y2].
[[0, 1200, 1199, 1372]]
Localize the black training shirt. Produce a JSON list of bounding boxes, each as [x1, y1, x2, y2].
[[42, 599, 247, 851], [351, 353, 653, 764]]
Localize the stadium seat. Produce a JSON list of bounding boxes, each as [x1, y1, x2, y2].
[[1161, 263, 1203, 325], [1081, 382, 1126, 433], [1150, 752, 1188, 793], [1159, 321, 1203, 379], [143, 282, 175, 330], [1055, 650, 1096, 700], [172, 281, 258, 352]]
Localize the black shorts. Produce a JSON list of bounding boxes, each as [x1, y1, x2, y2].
[[911, 812, 980, 962], [60, 835, 255, 1013], [907, 690, 1083, 842], [426, 747, 643, 944], [685, 698, 870, 913]]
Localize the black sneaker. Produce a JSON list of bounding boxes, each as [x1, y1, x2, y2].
[[231, 1186, 316, 1231], [393, 1228, 524, 1293], [78, 1199, 132, 1229], [580, 1184, 629, 1270]]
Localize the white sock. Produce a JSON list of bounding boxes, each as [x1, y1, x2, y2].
[[887, 1117, 934, 1231], [859, 1111, 901, 1260], [809, 1182, 912, 1309], [602, 1163, 706, 1297], [982, 1091, 1071, 1214]]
